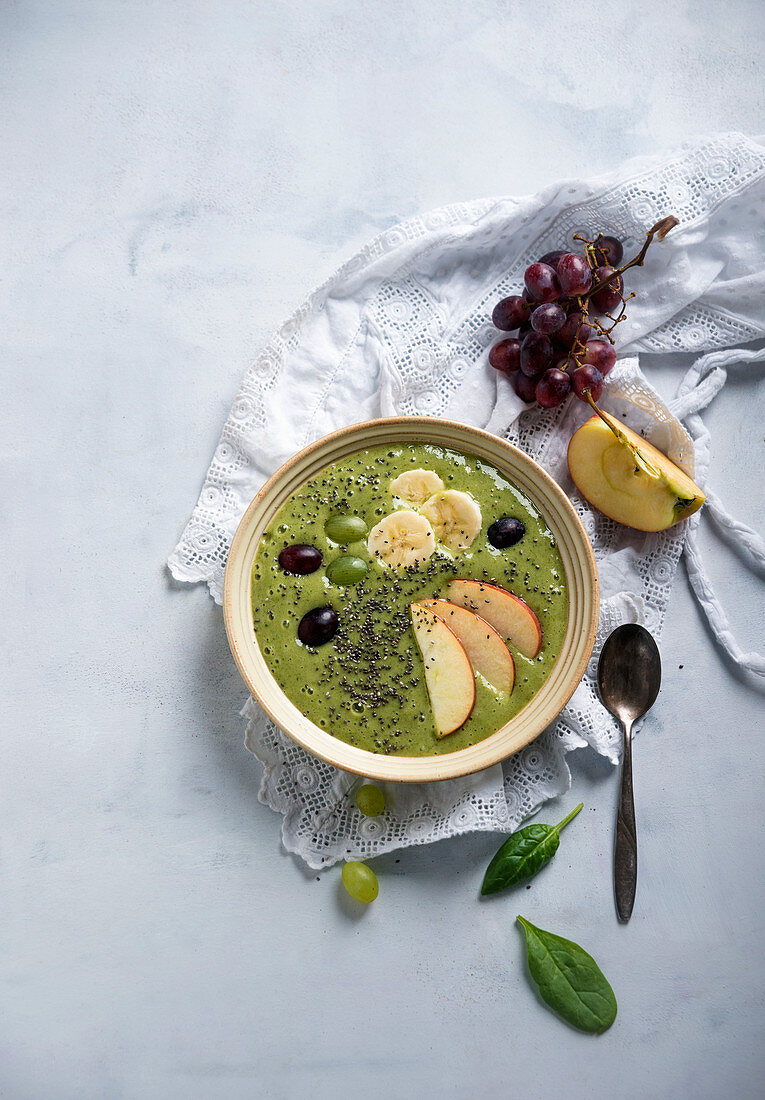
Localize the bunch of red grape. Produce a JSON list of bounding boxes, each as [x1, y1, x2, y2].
[[489, 234, 625, 409]]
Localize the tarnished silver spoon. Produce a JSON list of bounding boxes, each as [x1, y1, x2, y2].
[[598, 624, 662, 923]]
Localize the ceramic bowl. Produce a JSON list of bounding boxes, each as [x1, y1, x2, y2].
[[223, 417, 598, 782]]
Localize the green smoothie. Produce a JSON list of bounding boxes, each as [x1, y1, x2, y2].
[[251, 443, 568, 757]]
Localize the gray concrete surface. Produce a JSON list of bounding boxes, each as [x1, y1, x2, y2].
[[2, 2, 764, 1097]]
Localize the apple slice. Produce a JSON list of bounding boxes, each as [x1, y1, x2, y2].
[[418, 599, 515, 695], [567, 412, 705, 532], [410, 604, 476, 738], [445, 579, 542, 659]]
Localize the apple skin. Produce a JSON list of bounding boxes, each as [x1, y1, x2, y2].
[[567, 413, 705, 532], [417, 598, 515, 695], [444, 580, 542, 660], [410, 604, 476, 738]]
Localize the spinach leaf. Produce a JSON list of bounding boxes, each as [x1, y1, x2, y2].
[[481, 803, 583, 895], [516, 916, 617, 1034]]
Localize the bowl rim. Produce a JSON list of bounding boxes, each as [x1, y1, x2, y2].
[[223, 416, 599, 782]]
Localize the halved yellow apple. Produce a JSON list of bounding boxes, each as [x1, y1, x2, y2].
[[417, 598, 515, 695], [567, 412, 705, 532], [445, 579, 542, 659], [410, 604, 476, 738]]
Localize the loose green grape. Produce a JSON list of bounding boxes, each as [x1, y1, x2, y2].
[[355, 784, 385, 817], [325, 514, 367, 544], [326, 555, 368, 586], [341, 861, 379, 903]]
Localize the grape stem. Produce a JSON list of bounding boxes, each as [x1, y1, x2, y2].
[[578, 217, 681, 476], [563, 217, 679, 372], [589, 216, 680, 298]]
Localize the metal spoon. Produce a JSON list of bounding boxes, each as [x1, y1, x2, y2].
[[598, 624, 662, 923]]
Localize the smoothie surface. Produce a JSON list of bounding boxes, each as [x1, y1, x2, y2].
[[251, 443, 568, 756]]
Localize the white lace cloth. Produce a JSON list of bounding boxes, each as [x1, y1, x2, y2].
[[169, 133, 765, 869]]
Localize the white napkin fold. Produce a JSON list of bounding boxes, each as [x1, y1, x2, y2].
[[169, 132, 765, 868]]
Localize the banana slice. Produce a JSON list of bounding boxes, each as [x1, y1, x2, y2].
[[421, 490, 482, 553], [367, 510, 436, 569], [389, 468, 445, 504]]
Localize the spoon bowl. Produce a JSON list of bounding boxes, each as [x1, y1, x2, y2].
[[599, 624, 661, 724], [598, 624, 662, 923]]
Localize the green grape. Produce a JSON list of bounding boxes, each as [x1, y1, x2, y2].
[[341, 861, 379, 903], [355, 784, 385, 817], [325, 514, 367, 544], [326, 555, 368, 586]]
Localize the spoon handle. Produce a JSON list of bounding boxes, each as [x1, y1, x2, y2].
[[614, 719, 637, 922]]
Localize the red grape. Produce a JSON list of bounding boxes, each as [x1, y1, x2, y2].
[[594, 234, 624, 266], [298, 606, 339, 646], [556, 252, 593, 296], [531, 303, 566, 335], [591, 266, 623, 313], [572, 364, 604, 403], [539, 249, 567, 268], [520, 331, 553, 376], [279, 544, 323, 574], [513, 371, 537, 402], [582, 339, 617, 376], [492, 294, 531, 331], [487, 517, 526, 548], [489, 338, 522, 373], [535, 368, 572, 408], [524, 262, 561, 303], [558, 310, 597, 349]]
